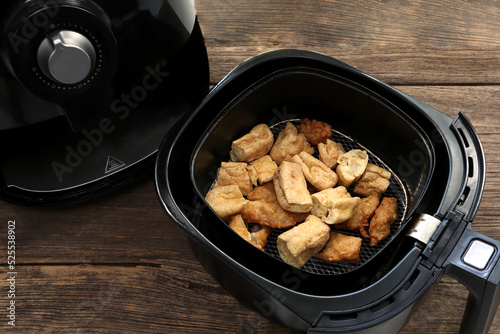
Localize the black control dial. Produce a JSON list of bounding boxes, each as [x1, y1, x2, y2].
[[1, 0, 118, 131], [37, 30, 96, 85]]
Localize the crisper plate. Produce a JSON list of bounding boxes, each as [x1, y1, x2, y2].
[[251, 119, 409, 275]]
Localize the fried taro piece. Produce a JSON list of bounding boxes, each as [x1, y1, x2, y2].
[[241, 200, 304, 229], [336, 149, 369, 188], [291, 151, 338, 191], [310, 186, 361, 225], [277, 215, 331, 268], [354, 163, 391, 197], [369, 197, 398, 246], [273, 161, 313, 213], [316, 232, 363, 264], [318, 139, 345, 169], [270, 122, 314, 165], [230, 123, 274, 163], [335, 194, 380, 238], [297, 118, 333, 146], [215, 162, 254, 196], [249, 155, 278, 185], [228, 214, 271, 251], [205, 185, 248, 221]]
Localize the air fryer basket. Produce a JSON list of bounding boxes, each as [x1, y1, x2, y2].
[[190, 66, 433, 283], [156, 49, 500, 333]]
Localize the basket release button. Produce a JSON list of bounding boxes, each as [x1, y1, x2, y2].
[[463, 240, 496, 270]]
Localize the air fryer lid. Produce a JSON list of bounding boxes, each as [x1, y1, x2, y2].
[[0, 0, 209, 205], [156, 50, 500, 333]]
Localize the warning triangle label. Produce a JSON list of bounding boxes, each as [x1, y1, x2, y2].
[[105, 156, 126, 173]]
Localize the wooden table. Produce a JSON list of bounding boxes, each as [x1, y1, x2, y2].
[[2, 0, 500, 332]]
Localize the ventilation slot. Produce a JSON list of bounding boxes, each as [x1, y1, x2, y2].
[[458, 186, 471, 206], [329, 312, 358, 321], [402, 269, 420, 291], [370, 297, 395, 314], [468, 156, 475, 178]]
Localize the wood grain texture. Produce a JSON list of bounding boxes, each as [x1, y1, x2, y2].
[[196, 0, 500, 84], [2, 0, 500, 333]]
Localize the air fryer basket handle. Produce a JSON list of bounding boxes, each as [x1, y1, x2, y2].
[[444, 224, 500, 334]]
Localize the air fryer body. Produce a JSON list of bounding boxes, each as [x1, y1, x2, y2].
[[156, 50, 499, 334], [0, 0, 209, 205]]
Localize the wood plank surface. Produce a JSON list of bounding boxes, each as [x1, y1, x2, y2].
[[196, 0, 500, 85], [2, 0, 500, 333]]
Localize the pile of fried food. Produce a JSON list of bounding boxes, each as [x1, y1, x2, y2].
[[204, 119, 398, 268]]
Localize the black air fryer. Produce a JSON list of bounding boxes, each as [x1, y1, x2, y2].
[[155, 50, 500, 334], [0, 0, 209, 205]]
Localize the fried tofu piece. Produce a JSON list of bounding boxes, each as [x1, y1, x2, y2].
[[205, 185, 248, 221], [273, 161, 313, 213], [230, 124, 274, 162], [270, 122, 314, 165], [316, 232, 363, 264], [249, 155, 278, 185], [353, 163, 391, 197], [277, 215, 331, 268], [311, 186, 361, 225], [335, 195, 380, 237], [214, 162, 254, 196], [297, 118, 333, 146], [228, 215, 271, 251], [228, 214, 256, 247], [336, 149, 369, 188], [291, 151, 338, 191], [369, 197, 398, 246], [249, 224, 273, 250], [247, 165, 259, 187], [366, 163, 391, 179], [318, 139, 345, 169], [241, 200, 303, 229], [247, 183, 309, 223], [247, 182, 278, 203]]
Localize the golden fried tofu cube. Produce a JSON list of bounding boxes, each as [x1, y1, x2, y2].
[[297, 118, 333, 146], [291, 151, 338, 191], [241, 200, 301, 229], [247, 165, 259, 187], [277, 215, 331, 268], [335, 195, 380, 237], [354, 164, 391, 197], [228, 214, 252, 243], [311, 186, 361, 225], [214, 162, 254, 196], [205, 185, 248, 221], [228, 214, 271, 251], [318, 139, 345, 169], [249, 224, 272, 250], [316, 232, 362, 264], [366, 163, 391, 179], [273, 161, 313, 213], [230, 124, 274, 162], [369, 197, 398, 246], [249, 155, 278, 184], [336, 149, 369, 187], [354, 172, 390, 197], [247, 182, 278, 203], [270, 122, 314, 165]]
